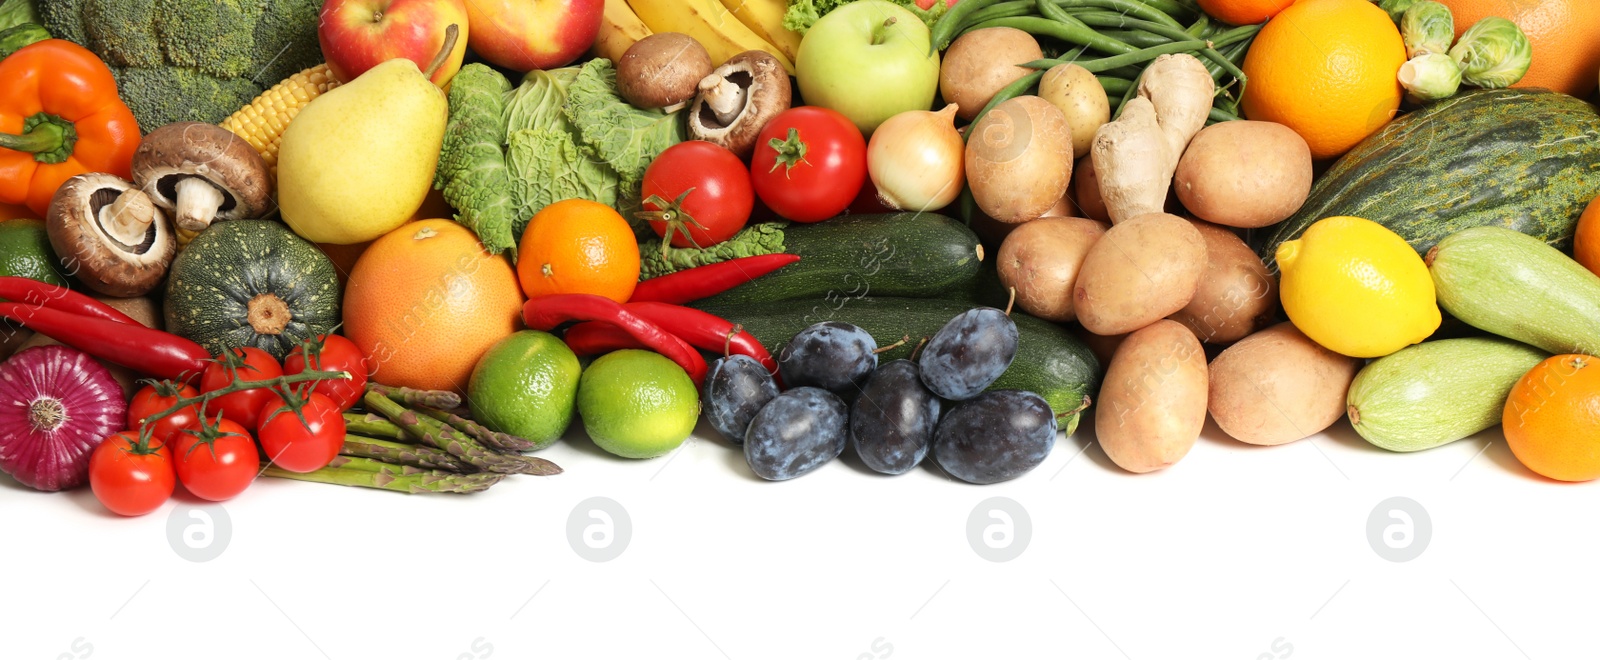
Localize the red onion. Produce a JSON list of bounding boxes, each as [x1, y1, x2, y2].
[[0, 345, 128, 491]]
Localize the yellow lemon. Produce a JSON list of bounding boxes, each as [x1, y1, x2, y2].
[[1276, 216, 1440, 358]]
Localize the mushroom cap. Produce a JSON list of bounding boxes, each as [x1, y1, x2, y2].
[[131, 122, 273, 221], [45, 173, 176, 298], [686, 50, 793, 159], [617, 32, 713, 111]]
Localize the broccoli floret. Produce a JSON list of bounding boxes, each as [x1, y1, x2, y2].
[[36, 0, 88, 45], [154, 0, 261, 78], [249, 0, 323, 85], [81, 0, 162, 68], [113, 66, 262, 130]]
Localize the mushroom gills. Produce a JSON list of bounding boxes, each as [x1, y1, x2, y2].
[[88, 187, 158, 254], [699, 70, 754, 127]]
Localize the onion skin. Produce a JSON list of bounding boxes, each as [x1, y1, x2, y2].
[[867, 105, 965, 212], [0, 345, 128, 491]]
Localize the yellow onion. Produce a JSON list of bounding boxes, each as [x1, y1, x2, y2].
[[867, 105, 965, 212]]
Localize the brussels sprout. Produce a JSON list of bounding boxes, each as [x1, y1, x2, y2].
[[1449, 17, 1533, 89], [1401, 1, 1455, 58], [1377, 0, 1421, 23], [1399, 53, 1463, 102]]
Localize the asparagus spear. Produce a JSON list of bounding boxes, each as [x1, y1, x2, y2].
[[343, 413, 411, 442], [362, 391, 561, 476], [340, 435, 474, 472], [419, 407, 539, 453], [367, 382, 462, 410], [263, 460, 503, 494]]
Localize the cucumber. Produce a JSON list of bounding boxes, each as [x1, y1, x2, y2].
[[1428, 226, 1600, 355], [695, 297, 1100, 434], [696, 213, 984, 306], [1347, 337, 1548, 452]]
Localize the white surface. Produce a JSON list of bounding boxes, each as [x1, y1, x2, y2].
[[2, 415, 1593, 659]]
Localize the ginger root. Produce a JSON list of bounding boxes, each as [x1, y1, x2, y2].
[[1090, 54, 1216, 224]]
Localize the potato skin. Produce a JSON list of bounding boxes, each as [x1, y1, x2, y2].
[[966, 96, 1075, 224], [1073, 212, 1206, 335], [1072, 155, 1111, 223], [1038, 63, 1109, 160], [1169, 220, 1278, 344], [1174, 121, 1313, 228], [997, 217, 1108, 322], [1096, 320, 1207, 473], [939, 28, 1044, 122], [1208, 322, 1360, 446]]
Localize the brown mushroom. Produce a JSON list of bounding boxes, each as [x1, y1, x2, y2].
[[45, 173, 176, 297], [686, 50, 792, 158], [617, 32, 714, 113], [131, 122, 272, 234]]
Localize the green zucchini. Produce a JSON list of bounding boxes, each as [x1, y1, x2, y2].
[[1259, 89, 1600, 267], [1347, 337, 1548, 452], [1428, 226, 1600, 355], [695, 297, 1100, 433], [695, 213, 984, 306]]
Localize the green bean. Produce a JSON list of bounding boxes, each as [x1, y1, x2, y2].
[[1098, 76, 1135, 96], [930, 0, 1012, 52], [1023, 39, 1210, 72], [1112, 67, 1146, 119], [1132, 0, 1199, 20], [961, 0, 1036, 29], [1184, 14, 1210, 37], [963, 69, 1046, 142], [1208, 106, 1241, 123], [1098, 28, 1170, 48], [969, 16, 1137, 55], [1074, 12, 1246, 82]]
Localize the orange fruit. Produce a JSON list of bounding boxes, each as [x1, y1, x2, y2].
[[1240, 0, 1407, 160], [1504, 354, 1600, 482], [1572, 196, 1600, 276], [1196, 0, 1293, 26], [517, 199, 640, 303], [343, 220, 524, 393], [1437, 0, 1600, 98]]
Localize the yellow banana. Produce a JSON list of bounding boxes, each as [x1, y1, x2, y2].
[[718, 0, 803, 63], [626, 0, 796, 74], [593, 0, 653, 63]]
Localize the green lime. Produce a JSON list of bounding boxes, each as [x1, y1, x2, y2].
[[577, 349, 700, 459], [468, 330, 582, 451], [0, 218, 68, 287]]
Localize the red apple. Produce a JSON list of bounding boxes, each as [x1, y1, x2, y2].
[[465, 0, 604, 72], [319, 0, 471, 86]]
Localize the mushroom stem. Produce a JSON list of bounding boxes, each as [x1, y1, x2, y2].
[[173, 177, 225, 232], [102, 189, 157, 246], [701, 75, 747, 126]]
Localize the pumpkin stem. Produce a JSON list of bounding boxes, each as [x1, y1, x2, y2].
[[247, 294, 291, 336], [28, 397, 66, 432]]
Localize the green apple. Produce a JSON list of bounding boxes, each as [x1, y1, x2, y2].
[[796, 0, 941, 136]]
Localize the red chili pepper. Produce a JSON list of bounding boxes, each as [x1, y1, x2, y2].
[[629, 254, 801, 305], [0, 276, 139, 325], [563, 322, 647, 356], [0, 303, 208, 381], [523, 294, 707, 385], [624, 302, 777, 373]]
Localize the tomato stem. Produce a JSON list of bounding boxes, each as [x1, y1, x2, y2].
[[138, 367, 350, 439], [636, 189, 710, 258], [766, 128, 810, 176]]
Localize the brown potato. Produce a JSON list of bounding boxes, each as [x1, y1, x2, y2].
[[1174, 121, 1312, 228], [1038, 63, 1109, 159], [1072, 155, 1110, 223], [1073, 213, 1206, 335], [1169, 220, 1278, 344], [1096, 320, 1207, 473], [997, 217, 1108, 322], [966, 96, 1075, 224], [939, 28, 1043, 122], [1208, 322, 1359, 446]]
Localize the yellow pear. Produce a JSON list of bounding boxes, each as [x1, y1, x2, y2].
[[277, 27, 458, 245]]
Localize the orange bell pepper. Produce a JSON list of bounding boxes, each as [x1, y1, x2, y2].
[[0, 39, 141, 217]]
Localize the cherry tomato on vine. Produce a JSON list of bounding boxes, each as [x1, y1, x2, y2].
[[283, 334, 369, 411], [89, 431, 176, 517], [173, 417, 259, 502], [750, 107, 868, 223], [127, 382, 199, 445], [199, 347, 283, 429], [257, 391, 346, 473], [641, 141, 754, 249]]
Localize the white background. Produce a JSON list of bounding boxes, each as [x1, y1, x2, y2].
[[2, 414, 1593, 660]]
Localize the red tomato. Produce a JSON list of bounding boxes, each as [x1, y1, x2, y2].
[[128, 382, 199, 445], [200, 347, 283, 429], [283, 334, 369, 411], [174, 417, 260, 502], [916, 0, 958, 8], [750, 107, 868, 223], [256, 391, 346, 473], [89, 432, 175, 517], [642, 141, 754, 249]]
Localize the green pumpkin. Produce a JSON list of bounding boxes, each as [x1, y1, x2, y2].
[[165, 220, 340, 360]]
